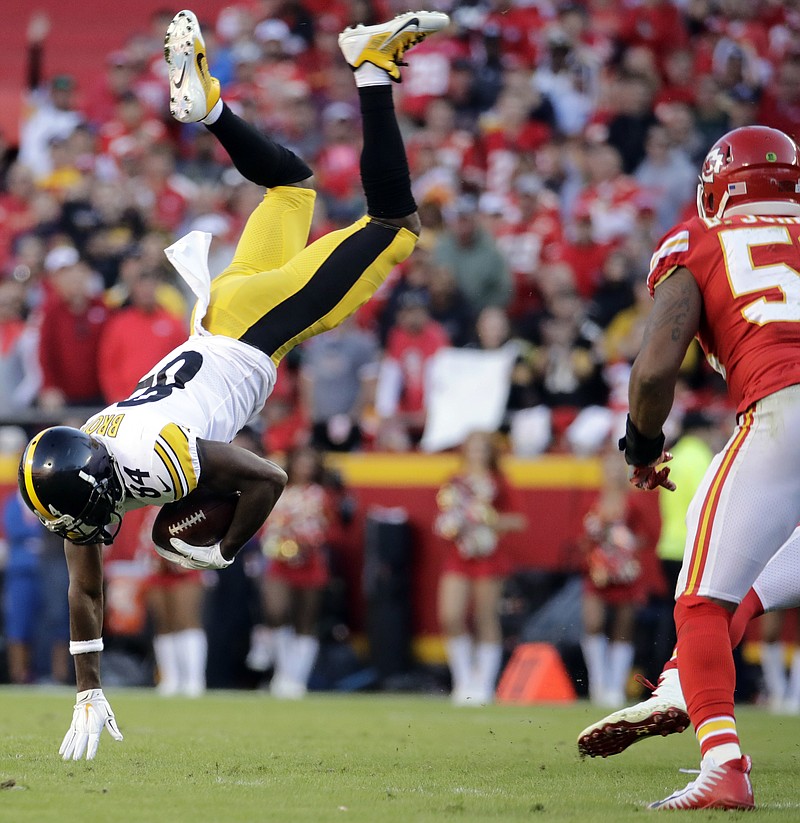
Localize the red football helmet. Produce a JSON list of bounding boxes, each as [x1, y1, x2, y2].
[[697, 125, 800, 219]]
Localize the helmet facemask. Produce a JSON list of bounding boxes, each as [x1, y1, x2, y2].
[[19, 427, 125, 546], [37, 464, 123, 545]]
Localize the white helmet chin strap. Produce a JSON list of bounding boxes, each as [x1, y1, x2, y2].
[[696, 182, 730, 219], [696, 182, 705, 218]]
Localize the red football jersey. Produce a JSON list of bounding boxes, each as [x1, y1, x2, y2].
[[648, 214, 800, 413]]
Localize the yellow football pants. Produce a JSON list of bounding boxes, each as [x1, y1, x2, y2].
[[203, 186, 417, 364]]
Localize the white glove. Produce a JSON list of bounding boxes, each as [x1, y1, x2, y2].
[[163, 537, 234, 570], [59, 688, 123, 761]]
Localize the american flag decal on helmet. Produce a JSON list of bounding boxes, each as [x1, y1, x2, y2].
[[727, 182, 747, 195]]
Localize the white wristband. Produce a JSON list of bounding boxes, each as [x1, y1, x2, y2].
[[69, 638, 104, 655]]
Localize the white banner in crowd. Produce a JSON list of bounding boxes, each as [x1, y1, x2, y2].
[[421, 345, 517, 452]]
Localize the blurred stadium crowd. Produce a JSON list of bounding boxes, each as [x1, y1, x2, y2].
[[2, 0, 800, 697], [7, 0, 798, 453]]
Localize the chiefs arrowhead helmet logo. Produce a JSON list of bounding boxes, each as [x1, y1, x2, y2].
[[701, 147, 727, 182]]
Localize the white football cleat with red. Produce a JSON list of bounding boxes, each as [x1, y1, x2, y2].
[[577, 667, 689, 758], [648, 755, 754, 810]]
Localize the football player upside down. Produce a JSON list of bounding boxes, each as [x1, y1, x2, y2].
[[18, 7, 450, 761]]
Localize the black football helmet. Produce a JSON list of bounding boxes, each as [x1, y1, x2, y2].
[[18, 426, 124, 545]]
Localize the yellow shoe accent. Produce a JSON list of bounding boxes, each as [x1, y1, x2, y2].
[[165, 9, 221, 123], [338, 11, 449, 83]]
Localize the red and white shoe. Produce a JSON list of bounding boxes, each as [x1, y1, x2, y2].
[[649, 755, 754, 810], [577, 668, 689, 758]]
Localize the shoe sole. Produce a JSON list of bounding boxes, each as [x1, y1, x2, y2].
[[650, 795, 755, 810], [577, 707, 690, 758], [648, 754, 754, 810], [164, 9, 214, 122]]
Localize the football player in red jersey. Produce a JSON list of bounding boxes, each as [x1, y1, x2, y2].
[[581, 125, 800, 810]]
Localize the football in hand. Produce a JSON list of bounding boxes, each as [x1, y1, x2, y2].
[[152, 487, 238, 551]]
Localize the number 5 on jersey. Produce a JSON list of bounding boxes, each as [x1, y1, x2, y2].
[[720, 225, 800, 325]]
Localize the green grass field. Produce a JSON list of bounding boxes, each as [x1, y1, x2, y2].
[[1, 688, 799, 822]]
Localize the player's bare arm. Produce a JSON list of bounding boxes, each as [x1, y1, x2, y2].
[[64, 540, 104, 690], [619, 267, 702, 492], [196, 439, 288, 561], [629, 266, 702, 437]]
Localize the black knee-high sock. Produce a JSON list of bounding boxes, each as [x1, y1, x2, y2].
[[205, 103, 312, 188], [358, 86, 417, 219]]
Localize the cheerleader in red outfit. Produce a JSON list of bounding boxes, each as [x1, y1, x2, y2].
[[251, 446, 332, 699], [143, 507, 207, 697], [579, 446, 657, 708], [435, 431, 525, 705]]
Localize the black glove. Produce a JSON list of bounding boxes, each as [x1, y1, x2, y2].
[[618, 415, 675, 492], [618, 414, 665, 466]]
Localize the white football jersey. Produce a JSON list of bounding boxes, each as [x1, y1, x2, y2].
[[82, 334, 276, 512]]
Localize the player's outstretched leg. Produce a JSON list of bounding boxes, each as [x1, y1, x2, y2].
[[165, 9, 312, 189], [179, 11, 450, 360], [577, 587, 762, 759], [577, 599, 758, 759], [577, 527, 800, 758], [340, 10, 449, 235]]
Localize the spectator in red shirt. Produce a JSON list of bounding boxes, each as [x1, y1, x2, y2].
[[0, 164, 38, 272], [375, 289, 449, 449], [619, 0, 688, 70], [98, 268, 187, 404], [135, 144, 191, 234], [483, 0, 547, 69], [573, 142, 645, 244], [655, 48, 698, 107], [467, 89, 553, 194], [82, 50, 139, 128], [494, 175, 563, 315], [552, 204, 614, 300], [37, 246, 108, 412], [263, 364, 310, 455], [98, 91, 167, 164], [395, 25, 465, 122], [314, 102, 363, 225]]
